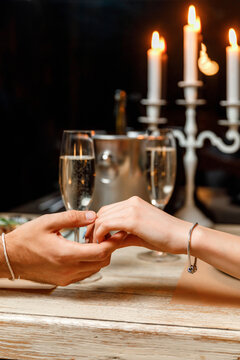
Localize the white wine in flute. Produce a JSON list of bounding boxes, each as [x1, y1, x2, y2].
[[146, 147, 176, 209], [59, 155, 95, 210]]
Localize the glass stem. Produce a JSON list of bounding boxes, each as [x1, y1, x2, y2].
[[150, 150, 157, 202], [74, 227, 80, 243], [156, 205, 165, 256]]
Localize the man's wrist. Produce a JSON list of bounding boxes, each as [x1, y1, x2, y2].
[[0, 233, 14, 278]]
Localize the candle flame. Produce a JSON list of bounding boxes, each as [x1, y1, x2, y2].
[[151, 31, 165, 51], [229, 28, 238, 47], [188, 5, 201, 31], [196, 16, 201, 32], [160, 37, 166, 51], [151, 31, 160, 49], [188, 5, 196, 26]]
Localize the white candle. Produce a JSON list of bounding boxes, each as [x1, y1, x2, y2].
[[227, 29, 240, 104], [183, 6, 201, 101], [147, 32, 165, 118], [226, 29, 240, 123]]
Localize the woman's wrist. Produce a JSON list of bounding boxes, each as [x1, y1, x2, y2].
[[165, 215, 193, 255], [188, 224, 206, 258]]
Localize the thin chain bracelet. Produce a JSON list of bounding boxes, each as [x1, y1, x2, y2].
[[187, 222, 199, 274], [1, 233, 16, 281]]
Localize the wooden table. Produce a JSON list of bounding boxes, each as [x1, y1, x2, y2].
[[0, 225, 240, 360]]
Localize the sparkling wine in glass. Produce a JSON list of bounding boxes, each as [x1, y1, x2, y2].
[[59, 130, 101, 282], [60, 155, 95, 212], [59, 130, 95, 242], [138, 129, 179, 262]]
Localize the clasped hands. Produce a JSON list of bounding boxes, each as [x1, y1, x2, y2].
[[4, 197, 188, 286]]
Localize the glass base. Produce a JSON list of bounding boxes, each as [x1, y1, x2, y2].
[[138, 250, 179, 263], [77, 272, 102, 284]]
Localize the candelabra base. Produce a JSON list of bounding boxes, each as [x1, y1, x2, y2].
[[175, 204, 213, 228]]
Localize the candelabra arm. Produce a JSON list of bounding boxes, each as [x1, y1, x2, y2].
[[172, 129, 188, 147], [196, 129, 240, 153]]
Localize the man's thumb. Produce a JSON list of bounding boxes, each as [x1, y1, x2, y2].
[[45, 210, 96, 231]]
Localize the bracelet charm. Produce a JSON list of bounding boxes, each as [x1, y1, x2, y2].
[[187, 222, 198, 274]]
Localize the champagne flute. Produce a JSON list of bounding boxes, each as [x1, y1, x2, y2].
[[59, 130, 95, 242], [59, 130, 101, 282], [138, 129, 179, 262]]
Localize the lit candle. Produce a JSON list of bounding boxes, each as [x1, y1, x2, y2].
[[227, 29, 240, 102], [226, 28, 240, 123], [147, 31, 165, 119], [183, 6, 201, 86]]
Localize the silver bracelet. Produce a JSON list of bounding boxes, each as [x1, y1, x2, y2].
[[1, 233, 15, 281], [187, 222, 198, 274]]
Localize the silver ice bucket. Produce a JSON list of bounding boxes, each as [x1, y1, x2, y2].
[[90, 135, 150, 211]]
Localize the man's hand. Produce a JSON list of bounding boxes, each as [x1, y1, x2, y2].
[[3, 210, 119, 286]]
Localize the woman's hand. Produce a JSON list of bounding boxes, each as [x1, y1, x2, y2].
[[87, 196, 192, 254], [2, 210, 121, 286], [86, 197, 240, 280]]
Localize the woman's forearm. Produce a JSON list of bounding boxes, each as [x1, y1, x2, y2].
[[167, 218, 240, 278], [191, 225, 240, 279]]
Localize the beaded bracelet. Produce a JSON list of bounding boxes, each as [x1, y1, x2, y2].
[[187, 222, 198, 274], [1, 233, 15, 281]]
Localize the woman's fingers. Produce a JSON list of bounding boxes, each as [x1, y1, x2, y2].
[[97, 199, 130, 217], [97, 197, 144, 220], [95, 221, 131, 243], [93, 207, 138, 243], [89, 197, 149, 243], [109, 231, 128, 241], [85, 223, 95, 242], [94, 197, 147, 242], [85, 201, 131, 242]]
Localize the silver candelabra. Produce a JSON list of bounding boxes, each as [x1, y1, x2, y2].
[[174, 80, 240, 226], [139, 81, 240, 227]]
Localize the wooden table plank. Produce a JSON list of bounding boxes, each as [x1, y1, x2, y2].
[[0, 224, 239, 359], [0, 314, 240, 360]]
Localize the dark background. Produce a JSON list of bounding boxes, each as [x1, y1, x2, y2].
[[0, 0, 240, 211]]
